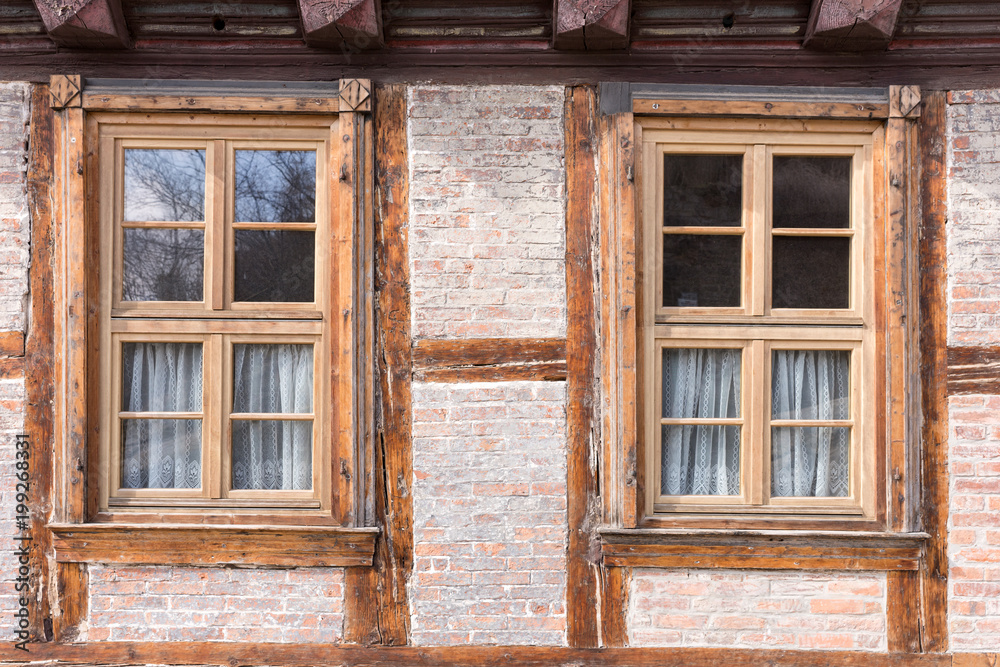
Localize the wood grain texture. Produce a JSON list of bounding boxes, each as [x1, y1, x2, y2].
[[600, 566, 630, 647], [0, 331, 24, 356], [633, 99, 889, 119], [804, 0, 903, 51], [33, 0, 131, 49], [344, 82, 412, 646], [553, 0, 631, 51], [888, 570, 922, 651], [947, 346, 1000, 395], [299, 0, 383, 49], [917, 90, 950, 654], [81, 94, 339, 114], [0, 643, 958, 666], [50, 524, 377, 567], [565, 85, 601, 648], [412, 338, 567, 383]]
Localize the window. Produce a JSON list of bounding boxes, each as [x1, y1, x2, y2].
[[640, 119, 879, 520], [94, 113, 338, 519]]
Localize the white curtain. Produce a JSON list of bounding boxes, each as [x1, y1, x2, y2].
[[770, 350, 850, 497], [661, 348, 741, 495], [121, 342, 203, 489], [231, 344, 313, 490]]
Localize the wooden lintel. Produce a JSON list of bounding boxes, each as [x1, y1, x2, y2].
[[412, 338, 567, 383], [803, 0, 903, 52], [554, 0, 631, 51], [33, 0, 130, 49], [299, 0, 384, 50]]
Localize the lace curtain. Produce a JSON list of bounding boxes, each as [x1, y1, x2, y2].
[[121, 342, 203, 489], [661, 348, 741, 495], [771, 349, 850, 497], [231, 343, 313, 491]]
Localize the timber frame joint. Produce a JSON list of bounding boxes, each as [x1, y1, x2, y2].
[[340, 79, 372, 113], [49, 75, 81, 110]]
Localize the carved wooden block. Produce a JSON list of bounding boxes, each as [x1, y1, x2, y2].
[[299, 0, 383, 50], [339, 78, 372, 113], [50, 75, 82, 109], [33, 0, 130, 49], [804, 0, 903, 51], [554, 0, 631, 51]]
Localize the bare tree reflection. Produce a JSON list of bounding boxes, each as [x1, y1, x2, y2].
[[235, 150, 316, 223], [123, 229, 204, 301], [125, 149, 205, 222]]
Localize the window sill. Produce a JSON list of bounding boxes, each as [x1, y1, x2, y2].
[[599, 528, 928, 571], [50, 523, 378, 568]]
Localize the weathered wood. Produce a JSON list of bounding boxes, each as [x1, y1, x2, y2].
[[344, 82, 412, 646], [633, 98, 889, 119], [81, 94, 340, 114], [50, 524, 378, 567], [565, 85, 601, 648], [947, 346, 1000, 395], [299, 0, 383, 50], [49, 75, 81, 110], [888, 570, 922, 652], [600, 566, 630, 647], [412, 338, 568, 383], [33, 0, 130, 49], [0, 643, 958, 666], [803, 0, 903, 51], [554, 0, 631, 51], [953, 655, 1000, 667], [917, 90, 950, 654], [0, 358, 25, 379], [25, 83, 55, 643]]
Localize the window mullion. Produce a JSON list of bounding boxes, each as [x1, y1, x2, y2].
[[208, 139, 226, 311], [203, 333, 222, 499], [749, 339, 766, 505], [750, 144, 768, 317]]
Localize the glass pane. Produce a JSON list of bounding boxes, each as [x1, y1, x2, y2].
[[662, 348, 741, 419], [124, 149, 205, 222], [661, 425, 740, 496], [232, 420, 312, 490], [121, 419, 201, 489], [122, 342, 203, 412], [771, 426, 850, 497], [771, 350, 850, 420], [235, 150, 316, 223], [123, 228, 203, 302], [663, 154, 742, 227], [663, 234, 741, 307], [773, 157, 851, 229], [233, 344, 314, 414], [772, 236, 850, 309], [234, 230, 314, 302]]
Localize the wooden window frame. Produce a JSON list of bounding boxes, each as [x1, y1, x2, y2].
[[47, 77, 378, 568], [594, 84, 928, 570]]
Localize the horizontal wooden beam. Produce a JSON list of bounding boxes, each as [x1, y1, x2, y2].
[[50, 523, 378, 568], [601, 529, 927, 571], [633, 98, 889, 119], [0, 643, 961, 666], [299, 0, 384, 50], [32, 0, 130, 49], [412, 338, 567, 382], [804, 0, 903, 52], [948, 345, 1000, 395], [554, 0, 631, 51], [0, 331, 24, 357]]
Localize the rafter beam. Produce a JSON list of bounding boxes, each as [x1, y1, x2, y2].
[[299, 0, 383, 50], [803, 0, 904, 51], [554, 0, 631, 51], [32, 0, 130, 49]]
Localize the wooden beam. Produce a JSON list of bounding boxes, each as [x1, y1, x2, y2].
[[947, 346, 1000, 395], [299, 0, 384, 50], [803, 0, 903, 51], [554, 0, 631, 51], [32, 0, 130, 49], [412, 338, 567, 383]]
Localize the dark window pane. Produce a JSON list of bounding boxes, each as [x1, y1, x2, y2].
[[661, 425, 740, 496], [771, 350, 850, 421], [233, 344, 314, 414], [121, 419, 201, 489], [663, 234, 742, 307], [234, 230, 314, 302], [123, 228, 203, 302], [232, 420, 312, 490], [662, 348, 741, 419], [663, 154, 742, 227], [771, 426, 850, 497], [122, 343, 203, 412], [124, 149, 205, 222], [235, 150, 316, 223], [772, 236, 850, 309], [773, 157, 851, 229]]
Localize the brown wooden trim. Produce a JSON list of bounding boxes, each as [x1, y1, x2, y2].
[[0, 358, 25, 379], [888, 570, 922, 652], [411, 338, 567, 383], [565, 85, 601, 648], [947, 346, 1000, 395], [50, 523, 377, 567], [804, 0, 903, 52], [953, 655, 1000, 667], [81, 93, 341, 114], [601, 528, 926, 570], [633, 99, 889, 119], [0, 331, 24, 356], [916, 90, 950, 653], [344, 82, 412, 645], [600, 566, 630, 648], [0, 643, 960, 666]]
